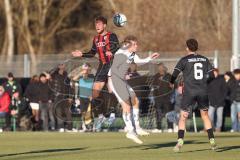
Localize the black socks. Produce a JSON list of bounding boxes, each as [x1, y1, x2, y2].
[[207, 128, 214, 139]]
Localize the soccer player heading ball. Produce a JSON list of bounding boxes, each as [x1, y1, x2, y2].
[[108, 35, 159, 144], [72, 16, 119, 120], [170, 39, 217, 152]]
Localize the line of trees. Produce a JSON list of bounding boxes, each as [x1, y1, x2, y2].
[[0, 0, 232, 63]]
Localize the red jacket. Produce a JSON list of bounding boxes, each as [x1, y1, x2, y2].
[[0, 92, 10, 113]]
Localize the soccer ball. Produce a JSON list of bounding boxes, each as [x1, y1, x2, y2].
[[113, 13, 127, 27]]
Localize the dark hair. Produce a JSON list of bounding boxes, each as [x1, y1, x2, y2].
[[158, 63, 168, 72], [30, 75, 39, 83], [233, 69, 240, 74], [8, 72, 14, 78], [95, 16, 107, 24], [186, 39, 198, 52], [225, 71, 233, 77], [39, 73, 46, 78]]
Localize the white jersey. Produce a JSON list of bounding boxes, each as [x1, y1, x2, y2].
[[108, 48, 151, 78]]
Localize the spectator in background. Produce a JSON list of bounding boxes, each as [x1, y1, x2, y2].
[[39, 73, 55, 131], [24, 75, 40, 130], [126, 63, 140, 80], [0, 86, 11, 131], [10, 92, 32, 131], [227, 69, 240, 132], [208, 68, 228, 132], [152, 63, 174, 132], [73, 63, 94, 131], [3, 72, 22, 97], [168, 78, 184, 133], [51, 64, 74, 132]]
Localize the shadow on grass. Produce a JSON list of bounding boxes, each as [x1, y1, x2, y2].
[[141, 140, 207, 150], [215, 135, 240, 138], [180, 145, 240, 153], [0, 147, 87, 158], [216, 145, 240, 152], [113, 140, 207, 150]]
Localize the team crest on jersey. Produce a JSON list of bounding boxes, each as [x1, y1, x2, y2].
[[127, 54, 135, 63]]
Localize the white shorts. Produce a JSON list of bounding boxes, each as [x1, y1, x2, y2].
[[108, 76, 135, 103], [30, 102, 39, 110]]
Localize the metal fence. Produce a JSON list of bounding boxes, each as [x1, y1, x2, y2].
[[0, 50, 229, 78]]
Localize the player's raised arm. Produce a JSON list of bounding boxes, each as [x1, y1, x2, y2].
[[71, 39, 97, 58], [133, 52, 159, 64]]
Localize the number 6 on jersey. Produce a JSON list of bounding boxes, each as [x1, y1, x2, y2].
[[194, 63, 203, 80]]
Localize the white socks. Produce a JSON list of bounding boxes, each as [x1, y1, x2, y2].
[[133, 108, 140, 130], [122, 112, 134, 132]]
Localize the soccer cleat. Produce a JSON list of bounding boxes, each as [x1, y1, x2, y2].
[[126, 132, 143, 144], [59, 128, 65, 133], [151, 129, 162, 133], [65, 128, 78, 133], [209, 138, 217, 150], [173, 138, 184, 153], [136, 128, 150, 136]]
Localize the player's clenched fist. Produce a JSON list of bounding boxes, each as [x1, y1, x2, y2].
[[72, 50, 83, 57]]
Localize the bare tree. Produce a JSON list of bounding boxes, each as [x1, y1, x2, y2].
[[3, 0, 14, 63], [0, 0, 232, 58]]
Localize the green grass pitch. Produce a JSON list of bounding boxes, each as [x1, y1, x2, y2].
[[0, 132, 239, 160]]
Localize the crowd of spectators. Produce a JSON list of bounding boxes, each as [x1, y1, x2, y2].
[[0, 62, 240, 133]]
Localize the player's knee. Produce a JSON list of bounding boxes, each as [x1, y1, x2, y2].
[[122, 106, 131, 113], [200, 109, 209, 118], [181, 111, 189, 120], [133, 98, 139, 107]]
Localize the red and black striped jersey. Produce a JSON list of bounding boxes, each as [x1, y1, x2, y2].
[[83, 32, 119, 64]]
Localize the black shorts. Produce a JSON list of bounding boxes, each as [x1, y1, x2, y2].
[[80, 97, 90, 112], [181, 92, 209, 112], [94, 63, 111, 82]]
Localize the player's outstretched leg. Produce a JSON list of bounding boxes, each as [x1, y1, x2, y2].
[[200, 109, 217, 150], [132, 97, 149, 136], [173, 110, 188, 152]]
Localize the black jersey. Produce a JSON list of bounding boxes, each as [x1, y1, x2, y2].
[[83, 32, 119, 64], [171, 53, 214, 94]]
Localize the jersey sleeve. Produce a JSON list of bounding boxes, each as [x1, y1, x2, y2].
[[206, 59, 215, 83], [206, 59, 214, 73], [82, 38, 97, 58], [175, 58, 185, 72], [170, 58, 185, 84], [134, 54, 151, 64], [109, 33, 120, 55]]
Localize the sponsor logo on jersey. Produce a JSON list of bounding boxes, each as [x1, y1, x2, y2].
[[96, 42, 106, 47]]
